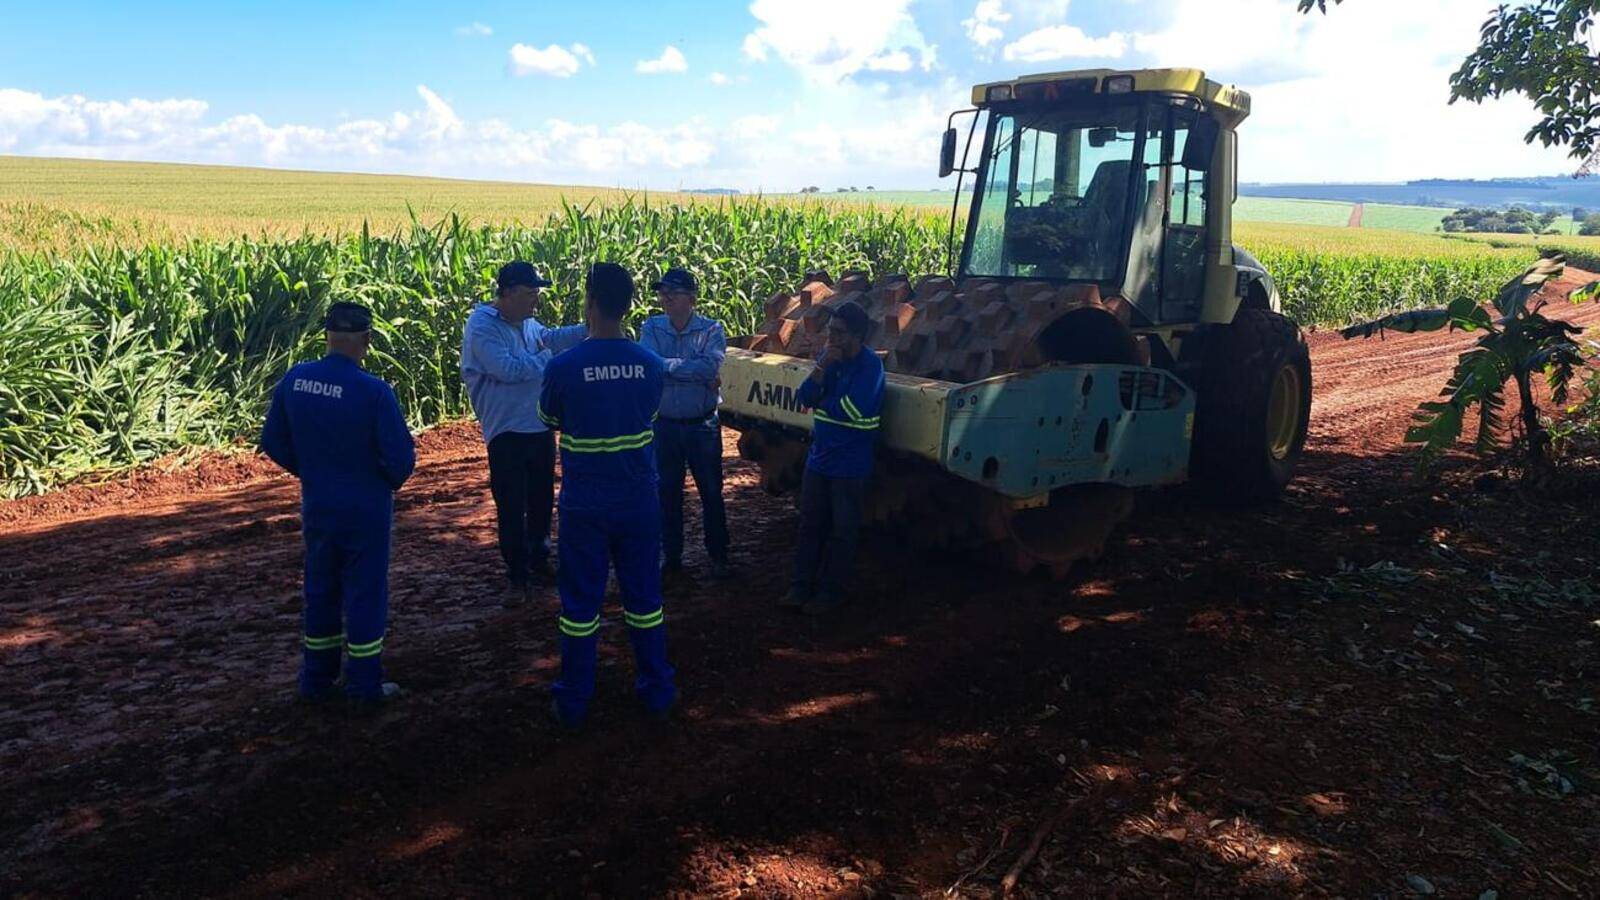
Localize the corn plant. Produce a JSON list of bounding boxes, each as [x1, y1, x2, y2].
[[1341, 255, 1600, 469], [0, 199, 946, 497]]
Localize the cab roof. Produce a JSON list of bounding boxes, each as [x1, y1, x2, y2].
[[970, 67, 1251, 126]]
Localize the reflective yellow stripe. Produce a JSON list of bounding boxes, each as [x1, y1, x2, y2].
[[841, 395, 867, 422], [346, 636, 384, 658], [559, 615, 601, 637], [304, 633, 344, 650], [562, 428, 655, 447], [560, 430, 655, 453], [537, 401, 559, 427], [815, 412, 879, 430], [623, 609, 664, 629]]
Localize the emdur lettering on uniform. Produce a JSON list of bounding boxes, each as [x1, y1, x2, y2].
[[292, 378, 345, 399], [581, 364, 647, 382]]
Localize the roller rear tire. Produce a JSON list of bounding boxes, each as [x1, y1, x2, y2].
[[1188, 309, 1312, 503]]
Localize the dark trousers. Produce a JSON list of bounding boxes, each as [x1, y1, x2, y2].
[[791, 468, 866, 600], [300, 523, 390, 701], [654, 418, 729, 566], [487, 430, 556, 586]]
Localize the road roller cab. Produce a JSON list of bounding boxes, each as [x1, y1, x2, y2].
[[948, 68, 1269, 341]]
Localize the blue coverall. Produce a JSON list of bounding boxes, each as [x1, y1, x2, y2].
[[538, 339, 675, 724], [793, 346, 886, 600], [261, 353, 416, 701]]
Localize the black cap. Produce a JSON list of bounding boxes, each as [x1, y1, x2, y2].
[[831, 300, 870, 339], [651, 267, 697, 293], [497, 260, 553, 294], [324, 301, 373, 333]]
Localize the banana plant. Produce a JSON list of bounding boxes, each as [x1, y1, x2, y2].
[[1341, 255, 1600, 470]]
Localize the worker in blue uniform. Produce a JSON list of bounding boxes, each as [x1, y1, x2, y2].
[[639, 267, 730, 580], [538, 262, 676, 728], [780, 300, 885, 616], [261, 302, 416, 710]]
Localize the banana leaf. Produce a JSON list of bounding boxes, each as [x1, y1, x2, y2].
[[1494, 255, 1564, 318]]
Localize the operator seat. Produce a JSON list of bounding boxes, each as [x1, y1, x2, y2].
[[1082, 160, 1133, 243]]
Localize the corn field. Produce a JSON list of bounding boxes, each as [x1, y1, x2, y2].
[[0, 200, 946, 497], [0, 199, 1549, 498]]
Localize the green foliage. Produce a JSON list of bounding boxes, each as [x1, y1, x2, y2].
[[1247, 237, 1535, 326], [1341, 256, 1598, 470], [1550, 362, 1600, 449], [0, 200, 945, 497], [1441, 205, 1554, 234]]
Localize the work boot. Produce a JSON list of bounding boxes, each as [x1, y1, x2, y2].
[[348, 682, 402, 717], [802, 593, 845, 616], [777, 588, 809, 611]]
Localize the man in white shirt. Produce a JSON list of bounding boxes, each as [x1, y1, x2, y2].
[[460, 261, 587, 606]]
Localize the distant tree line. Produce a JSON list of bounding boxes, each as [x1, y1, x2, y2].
[[1440, 206, 1562, 235]]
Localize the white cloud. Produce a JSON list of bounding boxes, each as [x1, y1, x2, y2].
[[0, 0, 1584, 196], [0, 85, 719, 184], [636, 46, 688, 75], [1131, 0, 1309, 76], [1003, 25, 1127, 61], [962, 0, 1010, 48], [508, 43, 594, 78], [0, 89, 210, 149], [1015, 0, 1070, 22], [864, 51, 913, 72], [740, 33, 768, 63], [741, 0, 937, 82], [455, 22, 492, 38], [1125, 0, 1575, 183]]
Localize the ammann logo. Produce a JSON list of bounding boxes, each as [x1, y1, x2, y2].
[[745, 380, 807, 413]]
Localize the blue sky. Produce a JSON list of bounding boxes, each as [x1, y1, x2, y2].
[[0, 0, 1580, 190]]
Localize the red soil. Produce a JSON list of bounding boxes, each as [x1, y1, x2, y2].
[[3, 271, 1598, 897]]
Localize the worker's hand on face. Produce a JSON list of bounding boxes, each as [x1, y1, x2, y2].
[[810, 347, 842, 381]]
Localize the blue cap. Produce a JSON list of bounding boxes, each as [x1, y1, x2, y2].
[[651, 267, 697, 293], [497, 260, 553, 293]]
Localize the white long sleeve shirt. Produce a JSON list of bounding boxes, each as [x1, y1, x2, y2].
[[459, 303, 587, 443]]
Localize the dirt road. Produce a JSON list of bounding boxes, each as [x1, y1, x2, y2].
[[4, 271, 1599, 897]]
